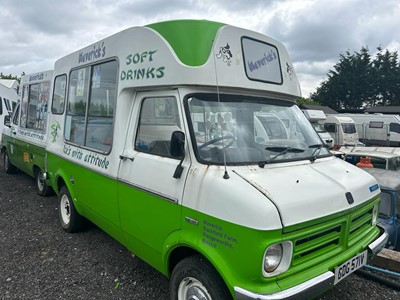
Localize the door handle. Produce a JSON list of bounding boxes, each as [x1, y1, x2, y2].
[[119, 154, 134, 161]]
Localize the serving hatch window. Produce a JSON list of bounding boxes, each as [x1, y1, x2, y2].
[[65, 60, 117, 153], [242, 37, 282, 84], [19, 80, 50, 132], [52, 75, 67, 114]]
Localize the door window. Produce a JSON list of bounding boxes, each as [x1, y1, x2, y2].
[[135, 97, 181, 158]]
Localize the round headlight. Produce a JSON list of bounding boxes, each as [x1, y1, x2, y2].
[[264, 243, 283, 273]]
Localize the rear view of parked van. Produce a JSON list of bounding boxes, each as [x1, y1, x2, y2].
[[43, 20, 387, 299], [1, 70, 54, 196], [0, 82, 18, 145]]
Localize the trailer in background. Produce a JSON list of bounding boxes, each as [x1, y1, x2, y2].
[[341, 113, 400, 147], [303, 109, 334, 148], [323, 114, 362, 149]]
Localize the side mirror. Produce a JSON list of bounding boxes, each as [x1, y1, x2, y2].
[[4, 115, 11, 127], [170, 131, 185, 179], [170, 131, 185, 158]]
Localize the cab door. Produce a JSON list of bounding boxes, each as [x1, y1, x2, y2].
[[117, 90, 190, 264]]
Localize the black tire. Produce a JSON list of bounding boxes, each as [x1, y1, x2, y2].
[[35, 168, 53, 197], [170, 255, 232, 300], [58, 186, 85, 233], [4, 151, 17, 174]]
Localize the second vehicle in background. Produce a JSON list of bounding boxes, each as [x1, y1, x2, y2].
[[1, 70, 54, 196], [362, 168, 400, 251]]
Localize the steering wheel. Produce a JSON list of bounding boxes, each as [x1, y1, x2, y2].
[[198, 135, 236, 150]]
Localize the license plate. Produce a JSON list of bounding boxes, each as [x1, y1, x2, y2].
[[334, 250, 367, 284]]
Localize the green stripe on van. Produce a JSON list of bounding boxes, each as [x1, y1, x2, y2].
[[146, 20, 225, 66]]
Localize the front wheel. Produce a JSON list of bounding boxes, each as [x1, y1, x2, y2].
[[58, 186, 85, 233], [4, 151, 17, 174], [35, 168, 53, 196], [170, 255, 231, 300]]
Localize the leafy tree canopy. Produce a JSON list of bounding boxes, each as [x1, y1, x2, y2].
[[310, 47, 400, 110], [0, 72, 24, 83]]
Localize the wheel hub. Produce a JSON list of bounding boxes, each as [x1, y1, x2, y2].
[[179, 277, 211, 300], [60, 195, 71, 224]]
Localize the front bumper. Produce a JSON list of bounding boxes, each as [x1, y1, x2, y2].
[[234, 228, 389, 300], [368, 227, 389, 255]]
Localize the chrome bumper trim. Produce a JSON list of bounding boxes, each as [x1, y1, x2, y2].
[[234, 272, 334, 300]]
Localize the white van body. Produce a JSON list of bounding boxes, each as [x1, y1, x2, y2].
[[43, 20, 386, 299], [323, 115, 361, 148], [0, 82, 19, 145], [1, 70, 54, 195], [340, 113, 400, 146], [303, 110, 334, 148]]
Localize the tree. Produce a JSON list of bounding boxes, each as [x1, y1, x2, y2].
[[371, 48, 400, 106], [0, 72, 23, 82], [311, 46, 399, 109]]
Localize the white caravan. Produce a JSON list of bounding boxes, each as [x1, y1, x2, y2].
[[303, 109, 334, 148], [341, 113, 400, 147], [323, 115, 361, 148]]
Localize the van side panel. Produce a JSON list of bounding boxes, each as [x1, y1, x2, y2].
[[9, 137, 46, 177], [47, 152, 124, 244], [118, 182, 181, 271]]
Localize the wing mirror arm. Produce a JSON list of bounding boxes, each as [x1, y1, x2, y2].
[[170, 131, 185, 179]]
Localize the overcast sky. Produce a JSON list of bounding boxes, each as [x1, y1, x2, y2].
[[1, 0, 399, 97]]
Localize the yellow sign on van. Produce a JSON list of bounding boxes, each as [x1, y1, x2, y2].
[[23, 151, 29, 163]]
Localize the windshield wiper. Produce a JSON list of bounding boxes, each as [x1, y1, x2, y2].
[[259, 146, 305, 168], [308, 144, 325, 163]]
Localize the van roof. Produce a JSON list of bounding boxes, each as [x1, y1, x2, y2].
[[146, 20, 225, 67], [326, 115, 354, 122], [53, 19, 301, 99]]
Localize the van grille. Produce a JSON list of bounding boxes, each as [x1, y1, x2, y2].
[[286, 200, 378, 269]]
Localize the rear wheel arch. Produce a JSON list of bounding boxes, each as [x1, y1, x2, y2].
[[56, 176, 67, 194], [58, 185, 86, 233], [33, 165, 53, 196]]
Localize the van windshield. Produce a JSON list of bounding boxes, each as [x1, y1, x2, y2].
[[186, 94, 331, 165], [312, 123, 327, 133]]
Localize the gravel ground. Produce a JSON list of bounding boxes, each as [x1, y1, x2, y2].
[[0, 152, 399, 299]]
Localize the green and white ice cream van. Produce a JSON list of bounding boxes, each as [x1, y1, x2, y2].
[[44, 20, 387, 299], [2, 70, 54, 196]]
